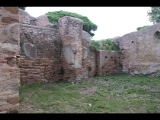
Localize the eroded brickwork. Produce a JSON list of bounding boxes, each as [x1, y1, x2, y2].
[[59, 16, 84, 81], [2, 7, 160, 113], [0, 7, 19, 113], [19, 23, 62, 84], [19, 12, 123, 83], [97, 50, 122, 76]]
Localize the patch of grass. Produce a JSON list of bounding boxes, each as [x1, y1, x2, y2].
[[19, 73, 160, 113]]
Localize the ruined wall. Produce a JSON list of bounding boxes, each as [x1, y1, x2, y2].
[[97, 50, 122, 76], [116, 23, 160, 76], [58, 16, 84, 81], [19, 11, 97, 83], [82, 31, 96, 78], [19, 25, 62, 84], [19, 10, 63, 84], [0, 7, 20, 113], [19, 10, 127, 84]]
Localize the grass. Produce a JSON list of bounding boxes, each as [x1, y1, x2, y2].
[[19, 73, 160, 113]]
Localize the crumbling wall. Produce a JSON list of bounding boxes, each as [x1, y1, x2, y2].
[[19, 10, 123, 83], [58, 16, 84, 81], [82, 31, 96, 78], [116, 23, 160, 76], [96, 50, 122, 76], [19, 10, 62, 84], [0, 7, 20, 113]]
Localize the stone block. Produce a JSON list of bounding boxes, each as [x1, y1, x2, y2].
[[62, 44, 81, 69], [7, 94, 19, 104], [0, 91, 11, 96], [2, 17, 18, 24], [82, 47, 88, 60], [4, 7, 18, 14], [36, 15, 50, 27], [0, 103, 19, 111]]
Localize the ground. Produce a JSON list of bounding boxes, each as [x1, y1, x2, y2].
[[19, 73, 160, 113]]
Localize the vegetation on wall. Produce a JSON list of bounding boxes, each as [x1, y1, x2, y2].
[[147, 7, 160, 24], [136, 25, 150, 31], [45, 10, 98, 37], [91, 39, 120, 52]]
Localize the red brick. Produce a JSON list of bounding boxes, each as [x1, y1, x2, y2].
[[0, 59, 7, 63], [2, 67, 18, 72], [2, 17, 18, 24], [4, 7, 18, 14], [10, 14, 19, 19]]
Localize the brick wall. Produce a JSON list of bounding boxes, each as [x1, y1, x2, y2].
[[59, 16, 84, 81], [82, 48, 96, 78], [0, 7, 20, 113], [19, 23, 63, 84], [97, 50, 122, 76]]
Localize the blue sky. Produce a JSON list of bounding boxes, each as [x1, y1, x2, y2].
[[26, 7, 153, 40]]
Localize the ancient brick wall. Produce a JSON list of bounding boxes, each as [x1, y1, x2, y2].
[[116, 23, 160, 76], [19, 24, 62, 84], [19, 12, 123, 83], [81, 31, 96, 78], [0, 7, 20, 113], [96, 50, 122, 76], [19, 10, 133, 84], [19, 11, 96, 83], [58, 16, 84, 81]]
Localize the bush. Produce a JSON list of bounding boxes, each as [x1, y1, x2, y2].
[[91, 39, 120, 52]]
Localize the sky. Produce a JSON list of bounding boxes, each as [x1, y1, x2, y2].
[[26, 7, 153, 40]]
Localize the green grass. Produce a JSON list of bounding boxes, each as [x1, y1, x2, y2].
[[19, 73, 160, 113]]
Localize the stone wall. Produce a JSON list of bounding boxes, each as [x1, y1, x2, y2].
[[18, 11, 124, 83], [97, 50, 122, 76], [0, 7, 20, 113], [59, 16, 83, 81], [82, 31, 96, 78], [116, 23, 160, 76], [19, 17, 62, 84], [2, 7, 160, 113]]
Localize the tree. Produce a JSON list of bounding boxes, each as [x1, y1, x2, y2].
[[147, 7, 160, 24], [136, 25, 150, 31], [18, 7, 26, 10], [45, 10, 98, 37], [91, 39, 120, 51]]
